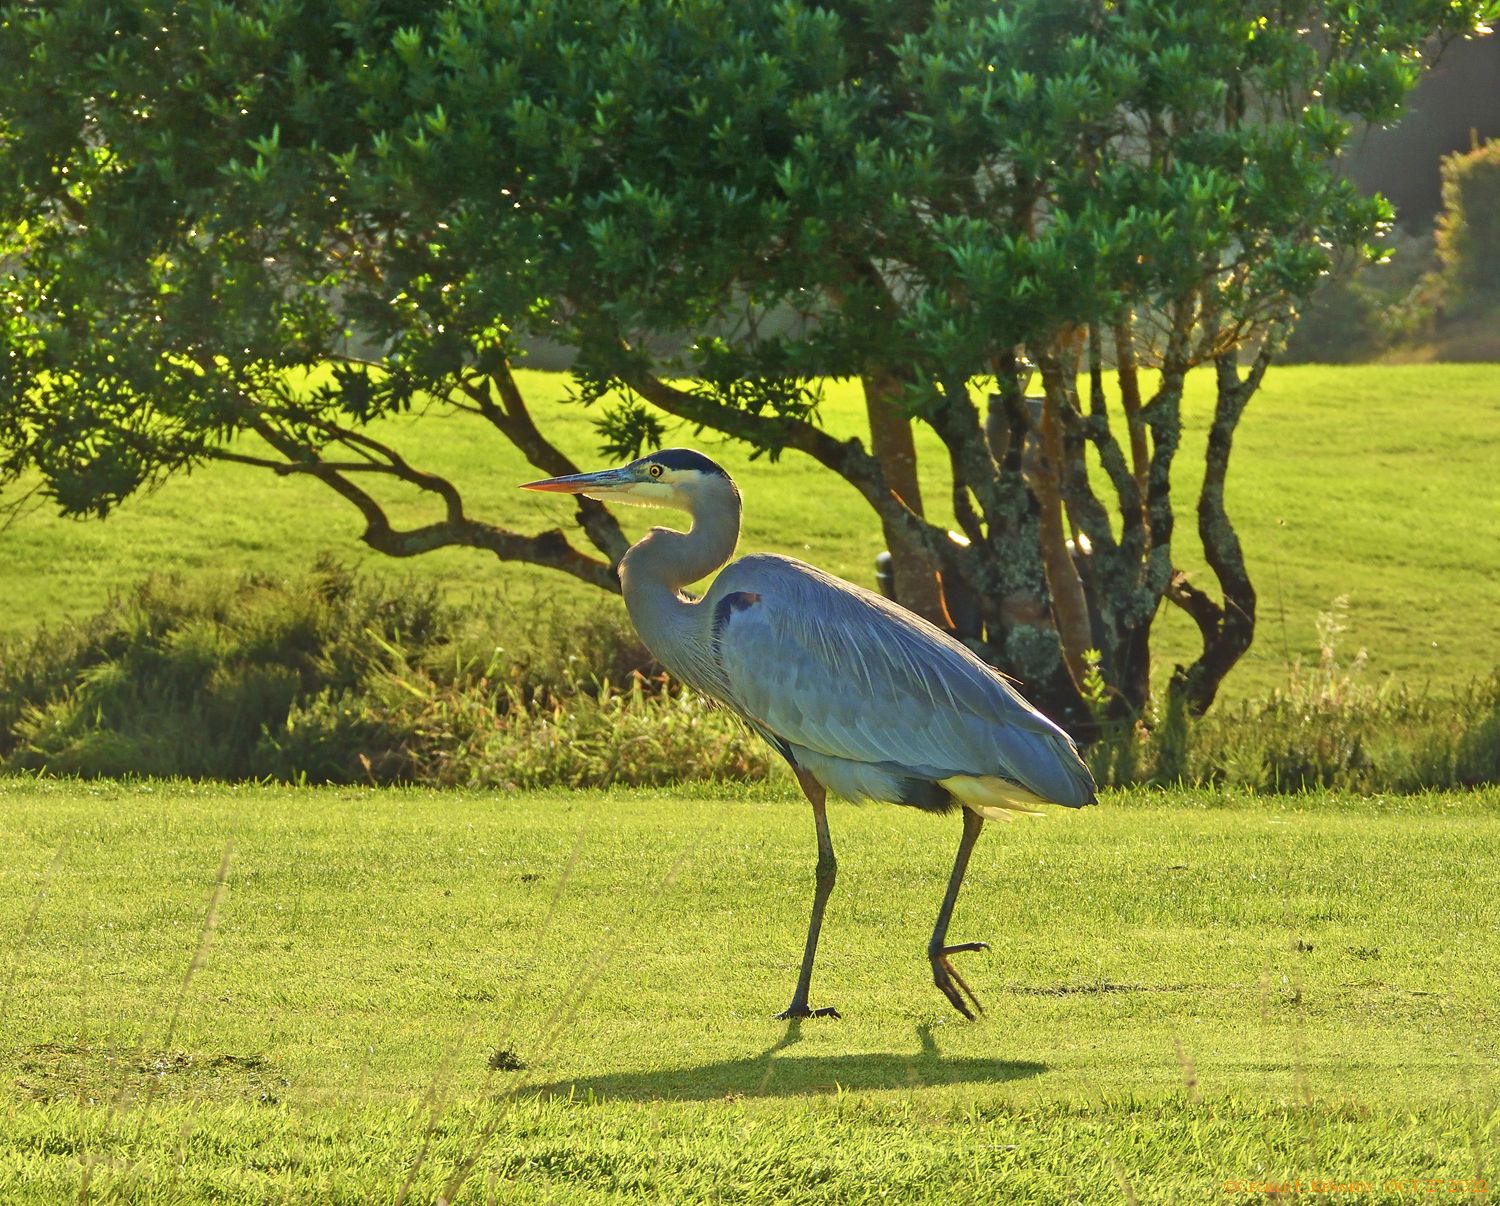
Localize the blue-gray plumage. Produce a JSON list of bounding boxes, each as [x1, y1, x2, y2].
[[522, 448, 1095, 1019]]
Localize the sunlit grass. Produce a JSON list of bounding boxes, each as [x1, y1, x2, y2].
[[2, 365, 1498, 700], [2, 778, 1497, 1200]]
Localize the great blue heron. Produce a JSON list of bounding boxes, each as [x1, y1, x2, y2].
[[522, 448, 1095, 1020]]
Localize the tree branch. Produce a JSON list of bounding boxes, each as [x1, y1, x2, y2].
[[1034, 356, 1098, 697], [1170, 333, 1276, 713], [926, 376, 1009, 524], [1139, 297, 1196, 608], [1164, 568, 1223, 649], [627, 368, 959, 572], [1047, 381, 1122, 561], [860, 366, 951, 626], [295, 414, 467, 525], [459, 361, 631, 564], [1112, 317, 1152, 543], [945, 440, 986, 548], [216, 404, 619, 592]]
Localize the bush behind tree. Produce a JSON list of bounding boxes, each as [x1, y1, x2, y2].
[[1280, 229, 1444, 363], [1436, 137, 1500, 310], [1280, 139, 1500, 363]]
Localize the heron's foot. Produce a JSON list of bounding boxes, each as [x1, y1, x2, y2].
[[931, 941, 989, 1020], [774, 1003, 842, 1020]]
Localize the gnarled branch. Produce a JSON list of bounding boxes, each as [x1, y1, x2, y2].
[[211, 400, 619, 592], [458, 361, 631, 564], [1168, 328, 1285, 713], [625, 368, 961, 576]]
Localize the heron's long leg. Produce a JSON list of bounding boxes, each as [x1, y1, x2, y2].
[[776, 771, 840, 1020], [929, 807, 988, 1020]]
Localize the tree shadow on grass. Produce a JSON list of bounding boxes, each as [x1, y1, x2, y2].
[[531, 1022, 1046, 1102]]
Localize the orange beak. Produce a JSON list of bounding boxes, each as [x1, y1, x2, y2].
[[519, 467, 632, 495]]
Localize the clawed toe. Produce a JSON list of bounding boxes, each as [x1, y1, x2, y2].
[[930, 941, 988, 1020], [775, 1004, 842, 1020]]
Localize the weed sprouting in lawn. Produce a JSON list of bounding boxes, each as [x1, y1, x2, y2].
[[486, 1048, 525, 1072]]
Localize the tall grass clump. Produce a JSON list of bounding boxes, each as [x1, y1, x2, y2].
[[1, 571, 1494, 794], [1088, 597, 1500, 793], [0, 561, 769, 788]]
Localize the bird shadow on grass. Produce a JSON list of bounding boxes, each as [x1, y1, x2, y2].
[[530, 1022, 1045, 1102]]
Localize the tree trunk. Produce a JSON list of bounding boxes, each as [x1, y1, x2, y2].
[[862, 369, 952, 629], [1168, 349, 1264, 713], [1034, 362, 1098, 695]]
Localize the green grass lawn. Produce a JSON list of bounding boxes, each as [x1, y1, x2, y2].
[[2, 777, 1497, 1201], [2, 364, 1497, 700]]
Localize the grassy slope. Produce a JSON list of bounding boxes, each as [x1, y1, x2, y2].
[[2, 778, 1498, 1201], [1, 365, 1497, 699]]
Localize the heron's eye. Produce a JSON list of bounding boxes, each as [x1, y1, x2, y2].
[[648, 464, 663, 479]]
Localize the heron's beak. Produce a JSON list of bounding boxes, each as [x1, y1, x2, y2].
[[519, 467, 633, 498]]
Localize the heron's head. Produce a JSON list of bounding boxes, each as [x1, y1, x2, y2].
[[520, 448, 735, 511]]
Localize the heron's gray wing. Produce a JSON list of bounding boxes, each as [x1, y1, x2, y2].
[[709, 555, 1093, 806]]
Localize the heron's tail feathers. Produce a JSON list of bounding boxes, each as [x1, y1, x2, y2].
[[939, 775, 1051, 822]]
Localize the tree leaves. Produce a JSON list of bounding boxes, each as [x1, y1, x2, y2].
[[0, 0, 1488, 560]]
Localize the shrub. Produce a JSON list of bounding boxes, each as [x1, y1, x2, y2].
[[0, 561, 770, 788], [1282, 229, 1441, 363], [1, 560, 442, 778], [1436, 138, 1500, 311], [1087, 597, 1500, 794], [0, 568, 1495, 795], [1282, 273, 1390, 363]]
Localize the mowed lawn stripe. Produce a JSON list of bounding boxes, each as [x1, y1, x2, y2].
[[1, 779, 1497, 1201]]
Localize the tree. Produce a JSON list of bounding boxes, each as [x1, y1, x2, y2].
[[1, 0, 1492, 728]]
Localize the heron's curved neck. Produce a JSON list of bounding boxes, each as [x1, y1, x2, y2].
[[619, 476, 741, 620]]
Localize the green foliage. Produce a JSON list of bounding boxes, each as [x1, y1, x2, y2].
[[1, 564, 1495, 793], [263, 644, 770, 791], [3, 779, 1500, 1200], [0, 0, 1488, 502], [1, 560, 442, 779], [1, 0, 1493, 722], [1090, 597, 1500, 792], [1167, 672, 1500, 794], [0, 563, 768, 788], [1280, 230, 1443, 363], [1436, 137, 1500, 309]]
